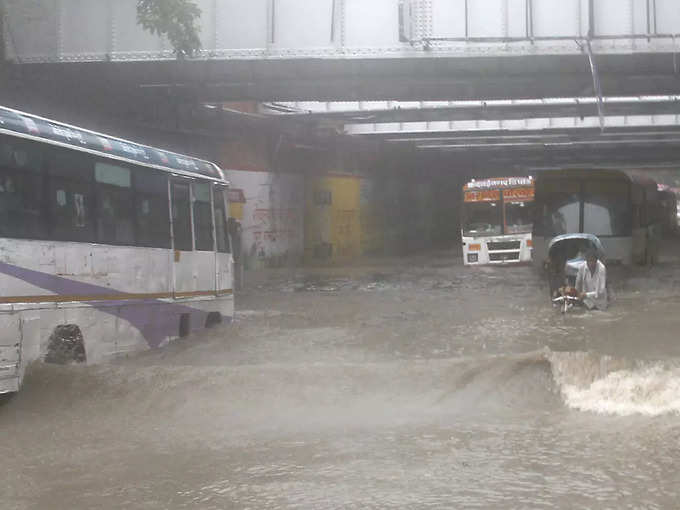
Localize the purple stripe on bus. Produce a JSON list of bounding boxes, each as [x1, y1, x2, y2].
[[0, 261, 229, 348]]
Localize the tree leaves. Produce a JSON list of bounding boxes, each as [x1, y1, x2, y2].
[[0, 0, 203, 61], [136, 0, 202, 58]]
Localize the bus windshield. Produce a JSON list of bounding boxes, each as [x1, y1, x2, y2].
[[463, 201, 502, 236], [537, 180, 631, 237], [583, 181, 631, 236], [505, 201, 533, 234], [542, 192, 581, 236]]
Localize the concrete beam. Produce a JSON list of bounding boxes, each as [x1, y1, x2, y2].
[[4, 52, 680, 103], [268, 97, 680, 125]]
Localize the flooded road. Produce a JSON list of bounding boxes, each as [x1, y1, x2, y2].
[[3, 251, 680, 509]]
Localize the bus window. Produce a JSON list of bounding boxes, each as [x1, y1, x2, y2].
[[505, 201, 533, 234], [193, 182, 213, 251], [48, 148, 95, 243], [463, 201, 502, 236], [0, 136, 47, 240], [171, 182, 192, 251], [134, 170, 170, 249], [583, 181, 631, 236], [95, 162, 134, 245], [213, 186, 230, 253]]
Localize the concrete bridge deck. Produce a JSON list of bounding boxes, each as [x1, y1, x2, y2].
[[3, 0, 680, 102]]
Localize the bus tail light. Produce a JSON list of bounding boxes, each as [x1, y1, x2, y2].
[[526, 239, 533, 247], [469, 243, 481, 251]]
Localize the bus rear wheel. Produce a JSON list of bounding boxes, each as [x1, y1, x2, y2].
[[45, 325, 86, 364]]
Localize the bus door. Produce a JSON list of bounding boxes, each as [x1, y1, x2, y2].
[[213, 185, 233, 295], [170, 179, 215, 298]]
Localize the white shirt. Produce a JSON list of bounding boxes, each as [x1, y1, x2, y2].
[[576, 260, 607, 310]]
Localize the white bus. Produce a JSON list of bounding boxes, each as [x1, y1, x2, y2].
[[0, 106, 233, 394], [532, 169, 663, 267], [461, 177, 534, 265]]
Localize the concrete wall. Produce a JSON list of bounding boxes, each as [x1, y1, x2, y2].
[[359, 178, 385, 255], [217, 128, 306, 269], [355, 169, 461, 256], [301, 167, 464, 265], [227, 169, 396, 269], [226, 170, 305, 268]]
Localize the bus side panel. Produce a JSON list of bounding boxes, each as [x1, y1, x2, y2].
[[0, 239, 216, 363], [174, 251, 216, 296], [0, 240, 173, 298], [62, 306, 127, 363], [216, 252, 233, 295], [632, 226, 647, 264], [0, 314, 21, 394], [26, 298, 235, 369], [88, 245, 172, 295], [184, 295, 234, 327], [19, 313, 40, 379], [602, 237, 634, 265], [532, 236, 549, 269], [633, 225, 661, 265]]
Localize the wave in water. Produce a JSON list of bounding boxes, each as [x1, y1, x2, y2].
[[6, 349, 680, 427], [549, 351, 680, 417]]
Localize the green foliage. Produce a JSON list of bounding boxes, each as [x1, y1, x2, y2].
[[136, 0, 202, 58], [1, 0, 203, 61]]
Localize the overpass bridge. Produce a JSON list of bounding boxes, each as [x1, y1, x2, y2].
[[3, 0, 680, 102], [3, 0, 680, 172]]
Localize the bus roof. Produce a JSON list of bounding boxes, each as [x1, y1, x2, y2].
[[0, 106, 227, 183], [534, 168, 657, 189]]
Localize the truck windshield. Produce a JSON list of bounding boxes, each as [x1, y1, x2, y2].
[[463, 201, 502, 236]]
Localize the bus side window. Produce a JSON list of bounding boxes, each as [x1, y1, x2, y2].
[[213, 186, 230, 253], [0, 136, 48, 240], [171, 182, 193, 251], [193, 182, 213, 251], [134, 170, 170, 249], [94, 162, 134, 245], [47, 147, 95, 243]]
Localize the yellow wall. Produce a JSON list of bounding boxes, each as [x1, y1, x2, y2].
[[305, 175, 362, 263], [229, 202, 244, 220]]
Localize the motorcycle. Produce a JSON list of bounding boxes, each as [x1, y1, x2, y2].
[[545, 233, 605, 313]]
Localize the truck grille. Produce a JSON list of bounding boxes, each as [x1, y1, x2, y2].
[[488, 241, 521, 251]]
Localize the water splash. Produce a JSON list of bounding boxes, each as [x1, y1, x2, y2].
[[561, 364, 680, 416], [549, 351, 680, 416]]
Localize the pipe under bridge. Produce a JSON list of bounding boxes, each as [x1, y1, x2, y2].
[[3, 0, 680, 102]]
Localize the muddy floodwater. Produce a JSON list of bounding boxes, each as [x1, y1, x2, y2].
[[3, 250, 680, 509]]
